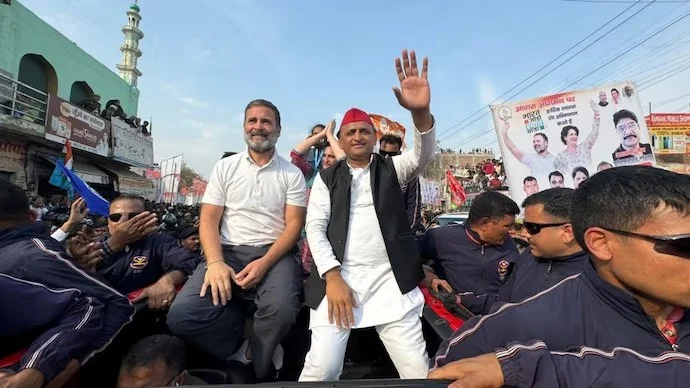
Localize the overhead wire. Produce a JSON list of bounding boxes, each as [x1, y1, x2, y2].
[[558, 0, 690, 90], [450, 8, 690, 151], [556, 11, 690, 91], [439, 1, 657, 148], [434, 0, 645, 142]]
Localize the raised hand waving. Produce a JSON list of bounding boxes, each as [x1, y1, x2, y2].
[[393, 49, 430, 112]]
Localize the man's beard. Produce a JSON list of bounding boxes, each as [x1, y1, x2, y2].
[[244, 129, 279, 153]]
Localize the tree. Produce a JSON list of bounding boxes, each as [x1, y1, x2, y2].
[[180, 164, 202, 189]]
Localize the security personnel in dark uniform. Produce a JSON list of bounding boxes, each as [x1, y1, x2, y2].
[[459, 188, 588, 315], [99, 195, 201, 310], [418, 191, 520, 315], [430, 166, 690, 384]]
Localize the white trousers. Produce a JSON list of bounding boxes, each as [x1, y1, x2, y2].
[[298, 310, 429, 381]]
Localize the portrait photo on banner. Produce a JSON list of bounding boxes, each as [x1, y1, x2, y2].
[[491, 81, 655, 207]]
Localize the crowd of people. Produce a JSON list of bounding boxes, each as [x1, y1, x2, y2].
[[1, 49, 689, 388]]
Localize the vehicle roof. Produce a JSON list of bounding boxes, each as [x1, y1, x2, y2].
[[436, 212, 469, 218]]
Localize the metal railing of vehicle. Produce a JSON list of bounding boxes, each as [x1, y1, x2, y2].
[[0, 72, 48, 126]]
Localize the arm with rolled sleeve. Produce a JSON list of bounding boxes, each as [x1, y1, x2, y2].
[[305, 174, 340, 278], [392, 119, 436, 187], [497, 341, 690, 387]]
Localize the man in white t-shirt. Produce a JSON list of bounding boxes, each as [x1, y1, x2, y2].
[[167, 99, 307, 380], [501, 122, 556, 187]]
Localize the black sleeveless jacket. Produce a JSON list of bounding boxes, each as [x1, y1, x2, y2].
[[304, 154, 425, 309]]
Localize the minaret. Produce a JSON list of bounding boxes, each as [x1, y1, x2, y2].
[[116, 1, 144, 87]]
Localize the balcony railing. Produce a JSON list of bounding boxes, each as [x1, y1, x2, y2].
[[0, 72, 48, 126]]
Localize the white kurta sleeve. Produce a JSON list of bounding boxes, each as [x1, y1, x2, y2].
[[306, 174, 340, 278], [392, 120, 436, 187], [50, 228, 69, 243]]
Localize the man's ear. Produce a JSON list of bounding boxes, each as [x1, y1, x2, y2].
[[584, 227, 614, 262], [561, 223, 576, 245], [478, 217, 490, 231]]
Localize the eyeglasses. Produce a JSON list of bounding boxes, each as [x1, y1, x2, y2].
[[379, 150, 401, 158], [615, 121, 638, 132], [523, 221, 568, 235], [107, 212, 142, 222], [602, 228, 690, 259]]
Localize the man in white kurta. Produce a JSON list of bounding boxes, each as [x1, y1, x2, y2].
[[299, 49, 437, 381]]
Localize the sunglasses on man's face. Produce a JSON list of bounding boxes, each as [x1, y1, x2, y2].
[[603, 228, 690, 259], [523, 221, 568, 235], [379, 150, 401, 158], [107, 212, 142, 222]]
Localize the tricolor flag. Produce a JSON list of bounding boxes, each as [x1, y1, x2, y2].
[[56, 159, 110, 216], [49, 139, 75, 200]]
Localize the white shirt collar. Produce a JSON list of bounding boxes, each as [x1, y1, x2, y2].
[[346, 154, 374, 171], [244, 147, 278, 168]]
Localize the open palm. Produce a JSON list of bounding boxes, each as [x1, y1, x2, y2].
[[393, 49, 430, 112]]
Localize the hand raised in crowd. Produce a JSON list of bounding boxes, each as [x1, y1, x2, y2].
[[324, 269, 358, 330], [324, 119, 337, 139], [68, 225, 102, 272], [200, 260, 236, 306], [427, 353, 504, 388], [133, 276, 177, 310], [107, 212, 159, 251], [235, 258, 270, 289], [393, 49, 430, 112], [63, 197, 88, 231]]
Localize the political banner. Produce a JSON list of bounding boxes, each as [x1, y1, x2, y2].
[[370, 114, 408, 150], [45, 95, 110, 156], [491, 81, 655, 206], [419, 177, 441, 206], [159, 155, 183, 204]]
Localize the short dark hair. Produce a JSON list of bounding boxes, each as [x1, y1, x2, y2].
[[548, 171, 564, 181], [522, 188, 574, 221], [597, 161, 613, 169], [244, 99, 281, 128], [560, 125, 579, 145], [221, 152, 236, 159], [467, 191, 520, 225], [534, 132, 548, 142], [572, 166, 590, 179], [111, 195, 145, 210], [571, 166, 690, 252], [523, 176, 537, 185], [121, 335, 185, 373], [379, 134, 403, 149], [0, 180, 30, 222], [613, 109, 638, 127], [311, 124, 325, 132]]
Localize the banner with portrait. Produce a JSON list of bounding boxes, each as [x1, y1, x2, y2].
[[491, 81, 655, 206], [370, 114, 407, 150]]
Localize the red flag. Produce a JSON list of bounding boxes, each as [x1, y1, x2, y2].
[[446, 169, 466, 206]]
